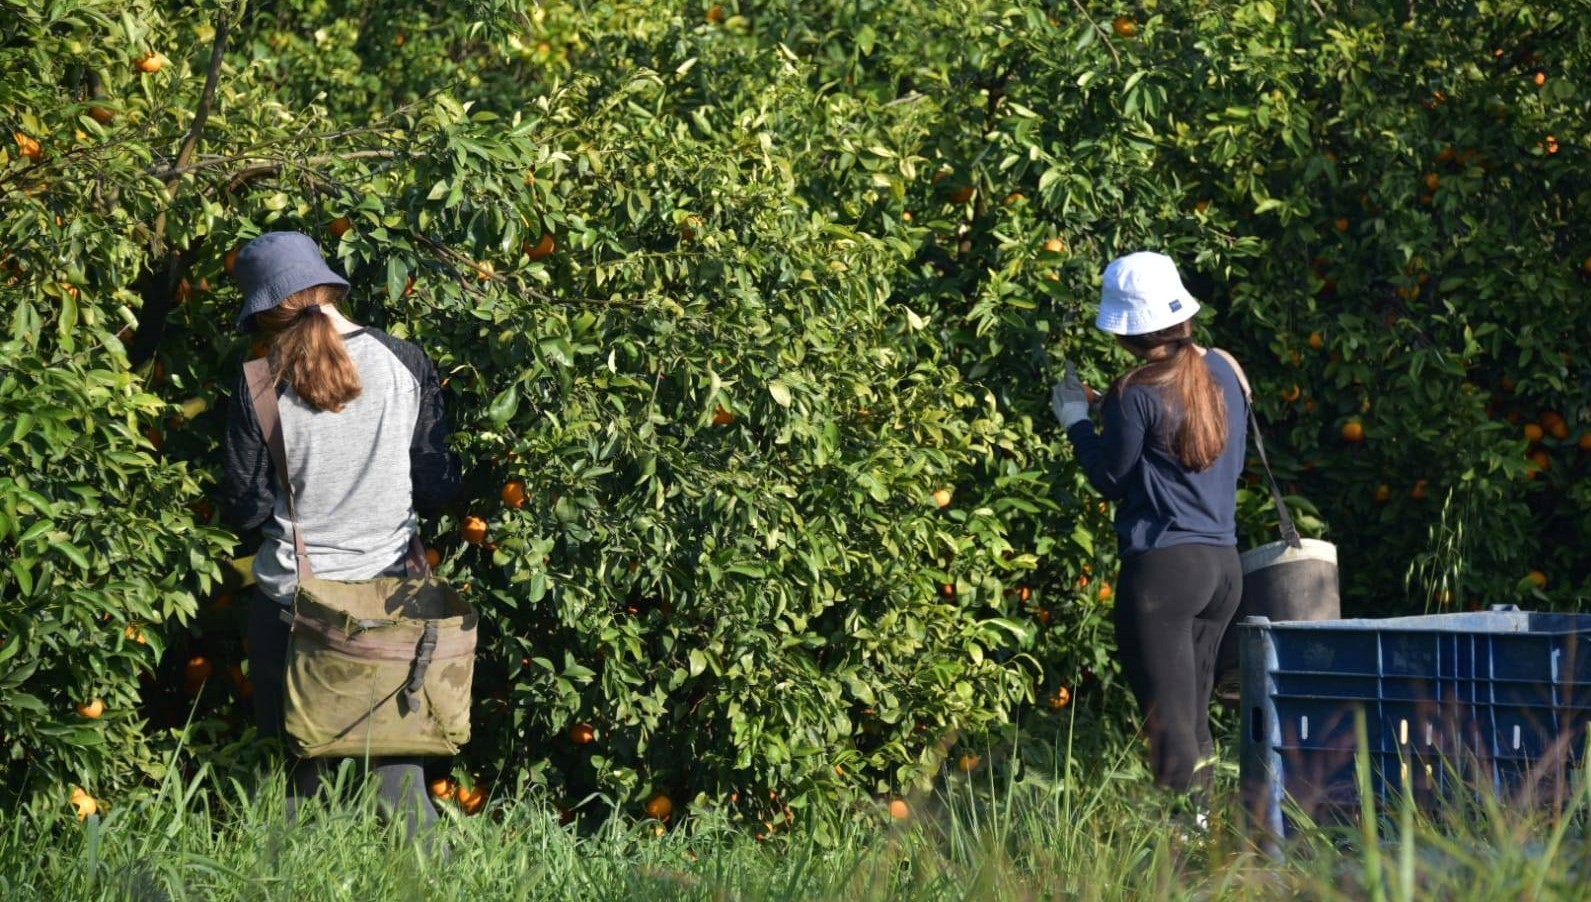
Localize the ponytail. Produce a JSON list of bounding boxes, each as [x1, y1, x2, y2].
[[254, 284, 362, 413], [1114, 322, 1228, 471]]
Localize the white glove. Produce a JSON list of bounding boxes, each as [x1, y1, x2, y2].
[[1051, 361, 1092, 427]]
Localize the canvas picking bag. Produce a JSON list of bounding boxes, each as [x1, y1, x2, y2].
[[246, 359, 477, 758], [1209, 350, 1340, 690]]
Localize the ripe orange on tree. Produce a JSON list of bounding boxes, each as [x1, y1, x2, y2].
[[89, 106, 114, 125], [76, 698, 104, 719], [1097, 582, 1113, 601], [454, 782, 487, 815], [1111, 15, 1138, 37], [460, 515, 489, 544], [70, 787, 98, 821], [1307, 331, 1324, 350], [135, 52, 167, 74], [1530, 450, 1551, 473], [424, 547, 441, 569], [1341, 420, 1365, 443], [947, 185, 974, 204], [13, 132, 43, 161], [932, 487, 953, 508], [1423, 172, 1441, 192], [224, 248, 240, 276], [1527, 570, 1548, 590], [524, 233, 557, 261], [1532, 70, 1547, 87], [1549, 420, 1569, 440], [1281, 384, 1302, 403], [501, 479, 527, 509], [570, 722, 596, 745], [183, 656, 214, 694], [328, 216, 352, 238], [1524, 423, 1544, 442], [645, 794, 673, 821], [1043, 237, 1066, 254], [428, 776, 455, 799], [1374, 483, 1391, 503], [956, 753, 981, 772], [706, 3, 725, 23], [1579, 433, 1591, 452], [888, 798, 911, 820], [1334, 217, 1350, 233], [1048, 685, 1072, 709], [711, 405, 735, 426], [1410, 479, 1429, 501]]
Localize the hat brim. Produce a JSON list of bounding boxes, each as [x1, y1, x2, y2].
[[1095, 294, 1200, 336], [236, 275, 350, 333]]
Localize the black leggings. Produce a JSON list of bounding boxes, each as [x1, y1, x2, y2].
[[1113, 543, 1242, 792], [247, 595, 437, 840]]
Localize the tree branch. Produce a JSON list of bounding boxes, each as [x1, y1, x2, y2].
[[1068, 0, 1122, 67]]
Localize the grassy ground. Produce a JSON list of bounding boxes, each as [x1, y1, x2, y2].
[[4, 728, 1588, 902]]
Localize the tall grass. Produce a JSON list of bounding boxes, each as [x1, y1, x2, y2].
[[2, 731, 1587, 901]]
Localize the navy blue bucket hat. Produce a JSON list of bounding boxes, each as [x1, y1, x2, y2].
[[233, 231, 350, 332]]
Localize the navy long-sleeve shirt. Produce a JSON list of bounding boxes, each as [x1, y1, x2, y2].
[[1065, 350, 1247, 560]]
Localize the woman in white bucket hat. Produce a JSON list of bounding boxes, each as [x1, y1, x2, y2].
[[1051, 251, 1249, 795]]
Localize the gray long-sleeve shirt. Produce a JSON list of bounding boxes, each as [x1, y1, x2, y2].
[[222, 328, 461, 603]]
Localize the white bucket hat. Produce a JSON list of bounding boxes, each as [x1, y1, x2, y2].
[[1095, 251, 1200, 336]]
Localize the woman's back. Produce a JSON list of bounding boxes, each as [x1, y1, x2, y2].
[[250, 329, 437, 600]]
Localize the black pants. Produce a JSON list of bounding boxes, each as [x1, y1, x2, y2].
[[1113, 543, 1243, 792], [247, 595, 438, 840]]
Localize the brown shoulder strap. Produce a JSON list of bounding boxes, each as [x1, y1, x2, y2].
[[244, 359, 314, 579], [1206, 347, 1251, 400]]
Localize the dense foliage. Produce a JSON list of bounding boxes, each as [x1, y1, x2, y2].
[[2, 0, 1586, 836]]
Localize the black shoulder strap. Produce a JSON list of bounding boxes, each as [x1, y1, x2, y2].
[[1208, 348, 1302, 549]]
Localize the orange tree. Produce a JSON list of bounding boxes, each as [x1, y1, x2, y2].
[[4, 0, 1589, 837]]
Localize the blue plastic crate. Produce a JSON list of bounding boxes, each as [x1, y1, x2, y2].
[[1239, 608, 1591, 846]]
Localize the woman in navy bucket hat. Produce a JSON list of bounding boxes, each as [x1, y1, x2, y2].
[[221, 231, 461, 842], [1051, 251, 1249, 800]]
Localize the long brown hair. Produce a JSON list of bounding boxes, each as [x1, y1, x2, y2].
[[1113, 321, 1228, 470], [255, 284, 362, 412]]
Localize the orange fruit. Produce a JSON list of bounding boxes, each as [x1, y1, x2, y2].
[[224, 248, 240, 276], [1532, 70, 1547, 87], [956, 753, 981, 772], [124, 624, 147, 644], [328, 216, 352, 238], [1527, 570, 1548, 590], [1016, 585, 1032, 604], [1530, 450, 1551, 473], [525, 233, 557, 261], [1549, 420, 1569, 440], [425, 547, 441, 568], [711, 405, 735, 426], [501, 479, 527, 509], [460, 515, 488, 545], [1097, 583, 1113, 601], [1043, 238, 1066, 254], [135, 52, 166, 74], [947, 185, 974, 204], [1410, 479, 1429, 501], [70, 787, 98, 821], [1423, 172, 1441, 191], [706, 3, 725, 23], [428, 777, 455, 799], [570, 722, 595, 745], [183, 656, 214, 690], [89, 106, 115, 125], [1048, 686, 1072, 709], [76, 698, 104, 719], [1340, 420, 1365, 443], [13, 132, 42, 162], [1307, 332, 1324, 350], [1334, 217, 1350, 233], [888, 798, 910, 820], [1111, 15, 1138, 37], [644, 794, 673, 821], [1540, 410, 1564, 429], [932, 488, 953, 508], [1373, 483, 1391, 503], [1281, 384, 1302, 402], [1194, 199, 1211, 214], [1003, 192, 1025, 206], [1524, 423, 1544, 442], [1544, 136, 1559, 155], [454, 782, 487, 815], [1578, 433, 1591, 451], [475, 261, 495, 281]]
